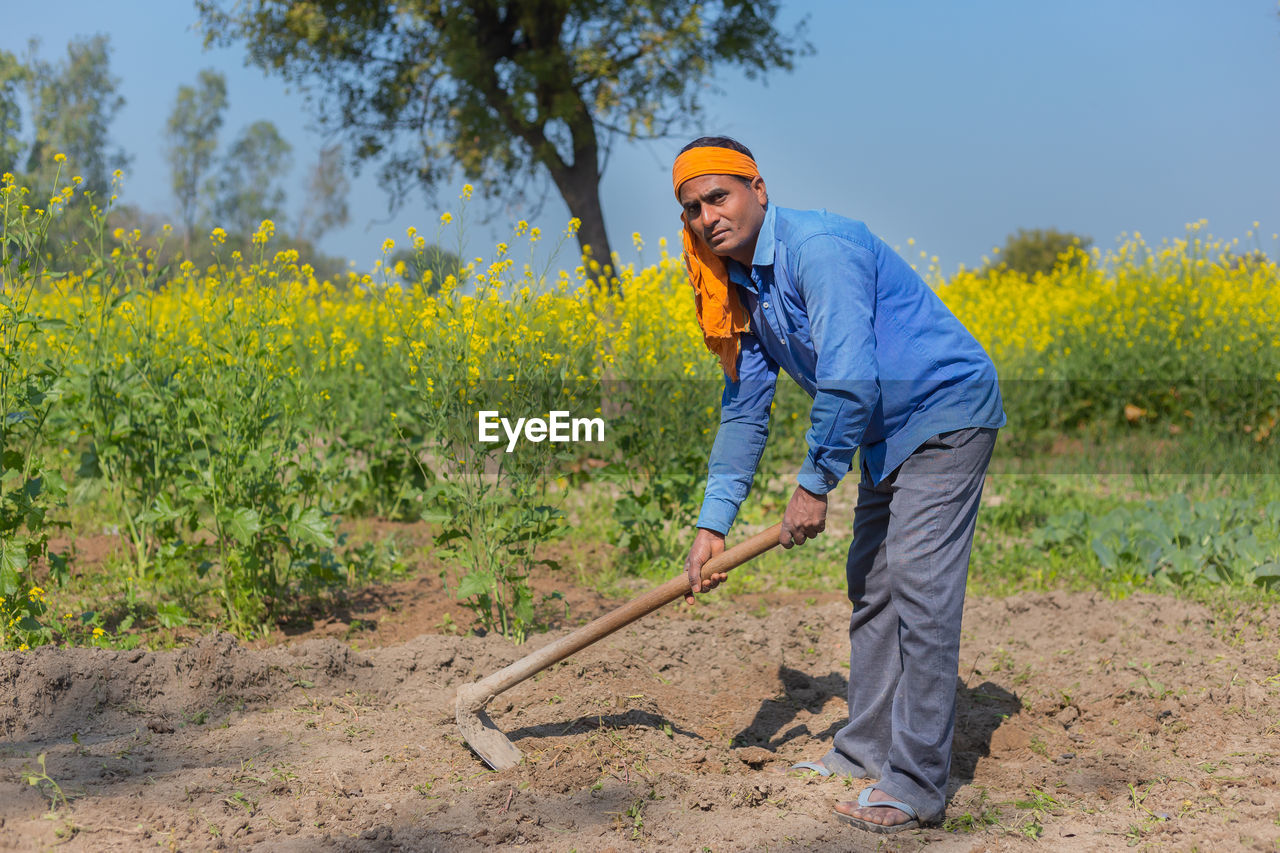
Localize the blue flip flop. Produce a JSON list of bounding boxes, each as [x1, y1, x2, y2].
[[834, 787, 921, 834], [785, 760, 832, 777]]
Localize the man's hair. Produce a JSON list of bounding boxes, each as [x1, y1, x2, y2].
[[678, 136, 757, 187], [678, 136, 755, 160]]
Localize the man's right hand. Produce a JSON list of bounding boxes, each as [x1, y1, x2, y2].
[[684, 528, 727, 604]]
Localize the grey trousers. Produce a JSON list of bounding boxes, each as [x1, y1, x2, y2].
[[821, 427, 997, 824]]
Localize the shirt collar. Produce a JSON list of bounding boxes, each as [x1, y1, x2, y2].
[[727, 203, 775, 289], [751, 202, 776, 267]]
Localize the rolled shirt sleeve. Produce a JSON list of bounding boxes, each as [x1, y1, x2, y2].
[[696, 330, 779, 535], [793, 234, 880, 495]]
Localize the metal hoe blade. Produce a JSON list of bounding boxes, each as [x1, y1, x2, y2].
[[455, 682, 523, 770]]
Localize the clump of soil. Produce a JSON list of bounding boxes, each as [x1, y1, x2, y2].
[[2, 590, 1278, 851]]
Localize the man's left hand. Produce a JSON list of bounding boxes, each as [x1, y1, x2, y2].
[[781, 485, 827, 548]]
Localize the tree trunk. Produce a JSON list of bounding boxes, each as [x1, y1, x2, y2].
[[548, 163, 617, 295]]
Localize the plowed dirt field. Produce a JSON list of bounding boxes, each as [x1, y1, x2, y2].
[[3, 588, 1279, 851]]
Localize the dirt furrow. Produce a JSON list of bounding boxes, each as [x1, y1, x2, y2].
[[2, 592, 1277, 851]]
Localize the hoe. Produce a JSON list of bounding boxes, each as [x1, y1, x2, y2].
[[455, 522, 782, 769]]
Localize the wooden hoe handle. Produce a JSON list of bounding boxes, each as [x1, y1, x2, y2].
[[457, 522, 783, 712]]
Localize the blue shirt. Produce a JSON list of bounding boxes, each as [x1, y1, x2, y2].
[[696, 204, 1006, 535]]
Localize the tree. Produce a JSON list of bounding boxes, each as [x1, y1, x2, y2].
[[296, 144, 349, 245], [23, 35, 129, 198], [987, 228, 1093, 278], [0, 51, 26, 176], [390, 243, 462, 293], [166, 69, 228, 254], [210, 120, 293, 240], [194, 0, 810, 281]]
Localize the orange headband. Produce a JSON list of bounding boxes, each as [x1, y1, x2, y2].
[[671, 148, 760, 197], [671, 146, 761, 381]]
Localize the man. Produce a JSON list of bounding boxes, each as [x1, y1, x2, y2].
[[675, 137, 1005, 834]]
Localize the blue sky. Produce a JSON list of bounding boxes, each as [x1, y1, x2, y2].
[[5, 1, 1279, 274]]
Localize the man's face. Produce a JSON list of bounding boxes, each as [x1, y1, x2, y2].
[[677, 173, 768, 265]]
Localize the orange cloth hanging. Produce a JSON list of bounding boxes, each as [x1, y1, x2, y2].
[[672, 148, 761, 381]]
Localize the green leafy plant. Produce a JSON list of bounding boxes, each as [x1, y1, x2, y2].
[[187, 230, 342, 634], [22, 752, 69, 811], [0, 164, 80, 649], [68, 216, 343, 635], [1035, 493, 1280, 589], [382, 206, 596, 642], [601, 377, 713, 574], [71, 197, 194, 594]]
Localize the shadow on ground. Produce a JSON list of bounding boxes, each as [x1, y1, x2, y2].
[[729, 664, 1020, 796]]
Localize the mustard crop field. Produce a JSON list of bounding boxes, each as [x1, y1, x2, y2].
[[3, 172, 1279, 650]]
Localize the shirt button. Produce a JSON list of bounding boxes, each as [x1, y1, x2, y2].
[[762, 301, 769, 309]]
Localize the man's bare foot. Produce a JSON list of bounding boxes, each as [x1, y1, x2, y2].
[[834, 787, 914, 827]]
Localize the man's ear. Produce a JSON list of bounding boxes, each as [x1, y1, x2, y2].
[[752, 175, 768, 206]]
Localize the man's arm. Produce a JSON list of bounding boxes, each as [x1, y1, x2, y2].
[[695, 330, 779, 535], [685, 330, 778, 602]]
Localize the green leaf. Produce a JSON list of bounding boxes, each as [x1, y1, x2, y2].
[[456, 571, 492, 600], [0, 545, 28, 579], [34, 316, 69, 331], [286, 506, 334, 549], [223, 507, 261, 546], [419, 509, 451, 524], [435, 527, 469, 546], [1252, 561, 1280, 582], [23, 476, 43, 500], [138, 494, 182, 525], [75, 449, 101, 479], [156, 601, 189, 628], [1090, 537, 1117, 570], [1, 449, 22, 471], [47, 552, 69, 587], [513, 591, 535, 625], [1232, 533, 1269, 569]]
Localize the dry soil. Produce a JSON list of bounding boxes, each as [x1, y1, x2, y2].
[[2, 588, 1279, 851]]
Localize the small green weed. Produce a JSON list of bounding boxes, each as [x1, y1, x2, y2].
[[943, 788, 999, 833], [624, 798, 645, 839], [22, 753, 69, 811]]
